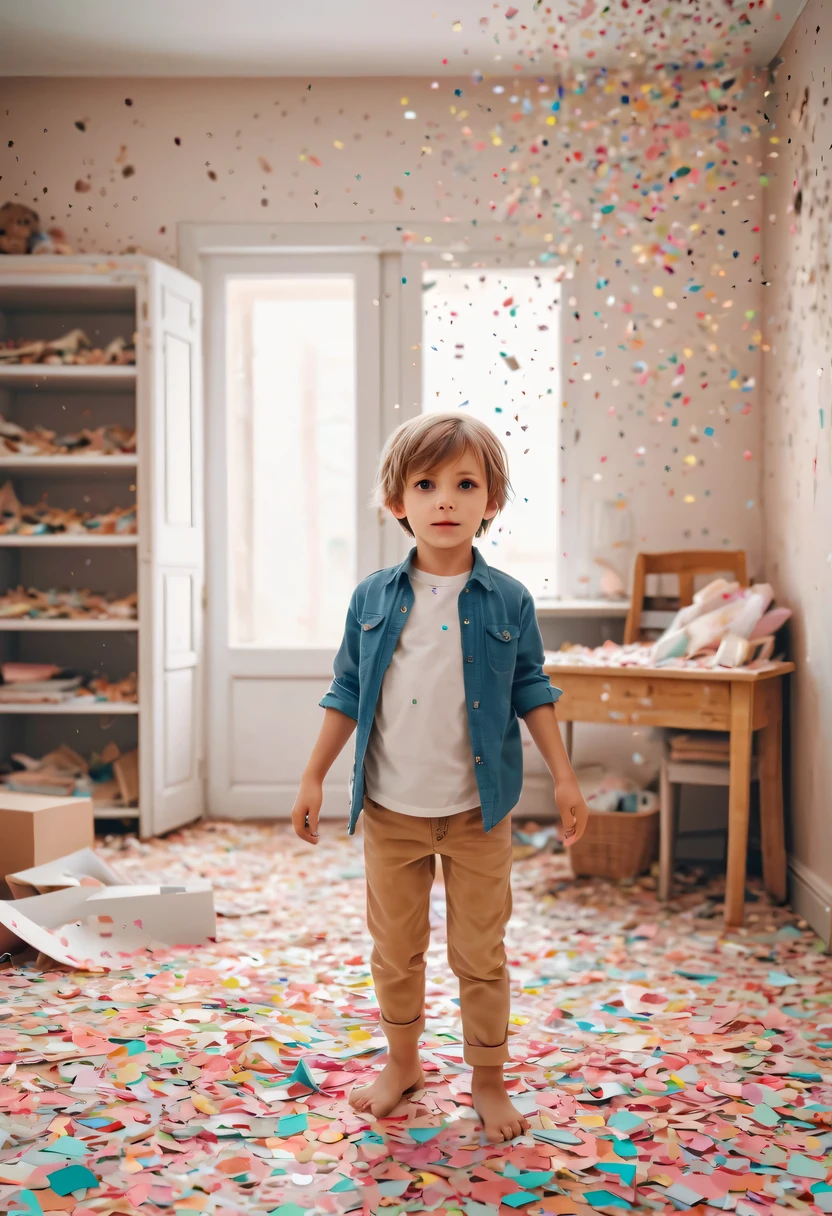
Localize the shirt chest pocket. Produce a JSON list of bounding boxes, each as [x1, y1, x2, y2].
[[484, 621, 520, 673], [358, 612, 386, 668]]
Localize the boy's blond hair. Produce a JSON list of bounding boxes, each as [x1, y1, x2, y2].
[[373, 412, 513, 539]]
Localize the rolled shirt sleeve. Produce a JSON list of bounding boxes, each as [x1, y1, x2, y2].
[[511, 589, 562, 718]]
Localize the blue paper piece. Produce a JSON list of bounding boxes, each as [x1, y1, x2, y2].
[[502, 1194, 538, 1210], [767, 971, 798, 987], [787, 1153, 827, 1179], [277, 1112, 308, 1137], [43, 1136, 90, 1158], [409, 1125, 444, 1142], [47, 1164, 99, 1196], [268, 1206, 307, 1216], [752, 1103, 780, 1127], [503, 1164, 555, 1187], [15, 1191, 43, 1216], [377, 1180, 411, 1197], [597, 1163, 636, 1186], [288, 1059, 321, 1092], [608, 1111, 645, 1132], [532, 1128, 583, 1145], [585, 1190, 632, 1209], [330, 1177, 358, 1192]]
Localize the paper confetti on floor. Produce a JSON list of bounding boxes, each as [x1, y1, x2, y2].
[[2, 820, 831, 1216]]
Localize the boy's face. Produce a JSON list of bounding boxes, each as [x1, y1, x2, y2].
[[391, 448, 498, 549]]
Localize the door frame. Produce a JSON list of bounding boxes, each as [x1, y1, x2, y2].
[[179, 222, 561, 818], [181, 222, 557, 574]]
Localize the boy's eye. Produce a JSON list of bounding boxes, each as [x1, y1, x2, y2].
[[416, 479, 433, 490], [459, 480, 475, 490]]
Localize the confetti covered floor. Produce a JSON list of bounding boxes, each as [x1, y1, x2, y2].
[[2, 819, 831, 1216]]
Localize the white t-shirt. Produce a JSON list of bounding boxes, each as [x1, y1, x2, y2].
[[363, 564, 481, 817]]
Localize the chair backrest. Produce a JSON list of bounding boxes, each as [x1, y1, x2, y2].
[[624, 550, 749, 645]]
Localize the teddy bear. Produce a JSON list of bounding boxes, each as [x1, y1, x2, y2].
[[0, 202, 73, 255]]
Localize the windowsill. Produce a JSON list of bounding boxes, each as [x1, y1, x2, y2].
[[534, 598, 629, 619]]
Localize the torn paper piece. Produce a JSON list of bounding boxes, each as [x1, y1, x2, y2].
[[6, 846, 124, 898], [0, 881, 215, 968]]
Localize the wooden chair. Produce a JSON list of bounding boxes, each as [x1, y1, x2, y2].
[[624, 550, 749, 645], [624, 550, 752, 899]]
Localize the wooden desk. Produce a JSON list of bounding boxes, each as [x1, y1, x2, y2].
[[543, 659, 795, 926]]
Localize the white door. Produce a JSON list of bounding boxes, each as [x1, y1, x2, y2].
[[140, 260, 205, 835], [400, 252, 564, 597], [204, 254, 382, 818]]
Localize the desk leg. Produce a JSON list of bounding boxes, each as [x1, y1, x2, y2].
[[726, 682, 754, 927], [759, 689, 787, 904]]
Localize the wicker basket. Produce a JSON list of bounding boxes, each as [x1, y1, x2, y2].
[[568, 806, 660, 881]]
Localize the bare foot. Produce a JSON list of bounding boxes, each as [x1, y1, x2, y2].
[[349, 1057, 425, 1119], [472, 1066, 531, 1143]]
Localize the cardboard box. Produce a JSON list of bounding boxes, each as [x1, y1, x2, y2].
[[0, 794, 94, 898]]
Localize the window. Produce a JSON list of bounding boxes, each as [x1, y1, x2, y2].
[[226, 276, 357, 648], [421, 268, 561, 597]]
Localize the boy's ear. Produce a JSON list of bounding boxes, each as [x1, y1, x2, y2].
[[483, 498, 499, 521], [389, 498, 407, 521]]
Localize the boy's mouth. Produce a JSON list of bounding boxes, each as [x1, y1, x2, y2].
[[432, 522, 459, 527]]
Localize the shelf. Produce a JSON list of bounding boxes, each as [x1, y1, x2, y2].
[[0, 700, 139, 714], [0, 366, 136, 393], [0, 619, 138, 631], [0, 277, 138, 312], [0, 456, 137, 472], [534, 598, 630, 619], [94, 805, 139, 820], [0, 534, 138, 547]]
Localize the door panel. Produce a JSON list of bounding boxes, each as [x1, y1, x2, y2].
[[205, 254, 381, 818], [143, 261, 205, 835]]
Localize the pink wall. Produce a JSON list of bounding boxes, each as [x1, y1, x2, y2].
[[1, 74, 765, 593], [762, 0, 832, 912]]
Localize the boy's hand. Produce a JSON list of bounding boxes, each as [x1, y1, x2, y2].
[[555, 776, 589, 847], [291, 778, 323, 845]]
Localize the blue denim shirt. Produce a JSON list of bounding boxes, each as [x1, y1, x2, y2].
[[320, 546, 562, 835]]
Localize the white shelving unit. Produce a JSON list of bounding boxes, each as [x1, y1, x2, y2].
[[0, 535, 139, 547], [0, 620, 139, 631], [0, 456, 138, 471], [0, 256, 205, 837]]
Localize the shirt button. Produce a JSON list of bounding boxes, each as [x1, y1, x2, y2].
[[502, 630, 511, 640], [363, 624, 371, 631], [475, 756, 482, 763], [464, 588, 470, 593], [463, 618, 469, 625], [467, 656, 473, 662], [400, 605, 408, 613], [473, 700, 479, 708]]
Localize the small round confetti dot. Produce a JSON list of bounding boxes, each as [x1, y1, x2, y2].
[[441, 624, 449, 631], [412, 699, 417, 705]]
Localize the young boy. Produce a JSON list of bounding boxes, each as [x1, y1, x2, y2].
[[291, 413, 589, 1143]]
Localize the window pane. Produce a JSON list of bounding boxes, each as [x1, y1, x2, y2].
[[226, 276, 356, 647], [421, 269, 560, 597]]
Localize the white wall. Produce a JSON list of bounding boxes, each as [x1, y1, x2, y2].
[[761, 0, 832, 933], [0, 73, 765, 595]]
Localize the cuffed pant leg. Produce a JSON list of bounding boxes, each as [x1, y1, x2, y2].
[[440, 810, 514, 1067], [362, 799, 435, 1050]]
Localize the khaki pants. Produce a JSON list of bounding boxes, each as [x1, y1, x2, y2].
[[361, 797, 513, 1067]]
